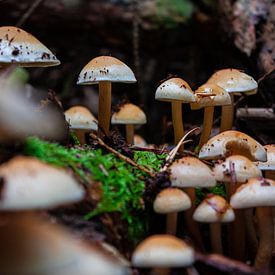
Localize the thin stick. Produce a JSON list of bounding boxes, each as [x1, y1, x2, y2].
[[126, 124, 134, 145], [98, 81, 111, 138], [220, 94, 234, 132], [166, 212, 177, 235], [210, 223, 223, 254], [171, 101, 184, 145], [199, 106, 214, 149], [90, 133, 155, 177]]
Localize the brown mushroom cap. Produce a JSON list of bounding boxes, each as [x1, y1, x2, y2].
[[155, 77, 196, 102], [111, 103, 146, 125], [256, 145, 275, 171], [191, 83, 231, 110], [0, 26, 60, 67], [0, 156, 85, 210], [213, 155, 262, 183], [153, 188, 191, 214], [65, 106, 98, 131], [169, 157, 216, 188], [230, 178, 275, 208], [134, 135, 147, 147], [206, 69, 258, 96], [132, 235, 195, 268], [193, 195, 235, 223], [199, 130, 267, 161], [77, 56, 136, 84]]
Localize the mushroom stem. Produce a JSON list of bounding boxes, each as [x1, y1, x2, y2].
[[126, 124, 134, 145], [98, 81, 111, 138], [199, 106, 214, 149], [220, 94, 234, 133], [166, 212, 178, 235], [171, 101, 184, 145], [254, 207, 273, 269], [74, 129, 86, 145], [210, 223, 223, 254]]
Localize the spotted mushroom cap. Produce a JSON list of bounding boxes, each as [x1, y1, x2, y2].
[[132, 235, 195, 268], [0, 26, 60, 67], [193, 195, 235, 223], [199, 130, 267, 162], [230, 178, 275, 208], [153, 188, 191, 214], [65, 106, 98, 131], [207, 69, 258, 96], [111, 103, 146, 125], [169, 157, 216, 188], [256, 145, 275, 171], [155, 78, 196, 102], [191, 83, 231, 110], [0, 156, 85, 210], [213, 155, 262, 183], [77, 56, 136, 84]]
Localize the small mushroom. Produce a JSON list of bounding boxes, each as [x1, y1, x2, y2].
[[206, 69, 257, 132], [133, 134, 147, 147], [65, 105, 98, 144], [111, 103, 146, 145], [77, 56, 136, 138], [153, 188, 191, 235]]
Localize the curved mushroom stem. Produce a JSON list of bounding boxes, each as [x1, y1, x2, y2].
[[166, 212, 178, 235], [171, 101, 184, 146], [254, 207, 273, 269], [199, 106, 214, 149], [74, 129, 86, 145], [220, 94, 234, 133], [210, 223, 223, 254], [98, 81, 112, 138], [126, 124, 134, 145]]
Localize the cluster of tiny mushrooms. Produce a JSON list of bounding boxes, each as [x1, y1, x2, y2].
[[0, 26, 274, 275]]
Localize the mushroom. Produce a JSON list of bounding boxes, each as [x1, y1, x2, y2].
[[132, 234, 195, 274], [111, 103, 146, 145], [153, 187, 191, 235], [199, 130, 267, 162], [213, 155, 262, 260], [193, 194, 235, 253], [169, 156, 216, 249], [155, 77, 196, 146], [65, 105, 98, 144], [256, 144, 275, 179], [206, 69, 257, 132], [230, 177, 275, 269], [134, 134, 147, 147], [0, 26, 60, 67], [77, 56, 136, 138], [190, 83, 231, 148]]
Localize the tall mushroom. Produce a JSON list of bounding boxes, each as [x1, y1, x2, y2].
[[77, 56, 136, 138], [111, 103, 146, 145], [206, 69, 257, 132], [190, 83, 231, 148], [155, 77, 196, 145], [65, 105, 98, 144]]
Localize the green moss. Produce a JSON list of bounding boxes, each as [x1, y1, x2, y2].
[[24, 137, 165, 242]]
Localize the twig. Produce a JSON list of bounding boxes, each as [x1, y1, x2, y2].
[[98, 164, 109, 176], [90, 133, 155, 177], [16, 0, 44, 27]]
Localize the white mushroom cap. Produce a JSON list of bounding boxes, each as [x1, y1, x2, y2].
[[134, 135, 147, 147], [0, 26, 60, 67], [213, 155, 262, 183], [155, 78, 196, 102], [191, 83, 231, 110], [206, 69, 258, 96], [169, 157, 216, 188], [153, 188, 191, 214], [132, 235, 195, 268], [256, 145, 275, 171], [193, 195, 235, 223], [0, 214, 129, 275], [111, 103, 146, 125], [199, 130, 267, 162], [65, 106, 98, 131], [0, 156, 85, 210], [77, 56, 136, 84], [230, 178, 275, 208]]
